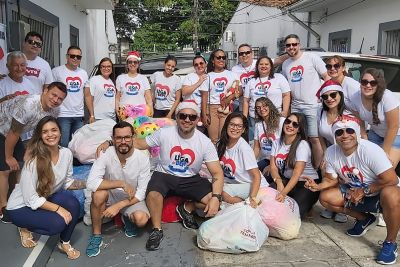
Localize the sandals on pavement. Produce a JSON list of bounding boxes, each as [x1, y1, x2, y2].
[[58, 241, 80, 260], [18, 227, 37, 248]]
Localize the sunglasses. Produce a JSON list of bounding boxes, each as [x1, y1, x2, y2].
[[360, 79, 378, 87], [285, 43, 299, 48], [334, 128, 355, 137], [127, 60, 139, 65], [238, 50, 252, 57], [68, 54, 82, 60], [194, 62, 205, 67], [27, 39, 43, 48], [284, 118, 299, 128], [321, 92, 338, 101], [326, 63, 341, 70], [178, 113, 198, 121], [215, 56, 226, 60]]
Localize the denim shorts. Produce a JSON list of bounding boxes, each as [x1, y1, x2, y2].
[[339, 184, 381, 213], [291, 105, 319, 137], [368, 130, 400, 149]]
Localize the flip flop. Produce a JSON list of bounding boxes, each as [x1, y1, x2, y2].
[[58, 242, 80, 260], [18, 227, 37, 248]]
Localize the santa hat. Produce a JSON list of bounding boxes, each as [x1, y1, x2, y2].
[[175, 100, 201, 116], [316, 79, 343, 99], [126, 51, 141, 62], [331, 114, 361, 143]]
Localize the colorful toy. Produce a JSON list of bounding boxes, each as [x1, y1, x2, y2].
[[154, 117, 175, 128], [218, 81, 240, 114], [149, 146, 160, 158], [137, 122, 160, 139], [117, 106, 127, 120], [125, 104, 152, 118], [133, 116, 151, 129]]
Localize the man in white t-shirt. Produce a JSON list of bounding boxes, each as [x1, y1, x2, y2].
[[0, 82, 67, 223], [86, 121, 151, 257], [305, 116, 400, 265], [282, 34, 329, 167], [52, 45, 88, 147]]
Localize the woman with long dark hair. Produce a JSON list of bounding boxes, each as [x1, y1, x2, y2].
[[217, 112, 267, 208], [85, 57, 116, 122], [200, 49, 239, 144], [6, 116, 84, 259], [269, 113, 320, 218]]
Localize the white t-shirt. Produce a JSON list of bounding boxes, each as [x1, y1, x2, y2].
[[349, 89, 400, 137], [317, 108, 353, 145], [244, 73, 291, 117], [116, 73, 150, 107], [0, 76, 36, 97], [0, 94, 59, 136], [231, 61, 256, 90], [341, 76, 360, 108], [182, 72, 206, 108], [199, 70, 238, 104], [271, 139, 318, 180], [88, 75, 116, 120], [86, 147, 151, 202], [220, 137, 268, 187], [25, 56, 54, 93], [7, 147, 74, 210], [254, 117, 285, 160], [150, 71, 182, 110], [325, 139, 399, 192], [282, 52, 326, 107], [52, 65, 88, 117], [146, 126, 219, 177]]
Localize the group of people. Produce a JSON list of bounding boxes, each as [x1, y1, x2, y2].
[[0, 32, 399, 265]]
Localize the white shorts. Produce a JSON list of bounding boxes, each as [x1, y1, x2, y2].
[[107, 189, 150, 217]]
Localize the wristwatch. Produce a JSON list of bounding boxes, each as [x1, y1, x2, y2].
[[212, 193, 223, 202], [363, 186, 371, 195]]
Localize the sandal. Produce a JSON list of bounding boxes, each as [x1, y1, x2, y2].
[[58, 241, 80, 260], [18, 227, 37, 248]]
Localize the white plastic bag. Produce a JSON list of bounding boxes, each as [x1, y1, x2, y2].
[[68, 119, 115, 164], [197, 202, 269, 254]]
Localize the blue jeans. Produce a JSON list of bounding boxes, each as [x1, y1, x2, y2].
[[291, 105, 319, 137], [57, 117, 84, 147], [248, 116, 255, 141], [368, 129, 400, 149]]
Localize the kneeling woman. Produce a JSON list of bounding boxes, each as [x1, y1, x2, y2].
[[217, 112, 268, 208], [269, 113, 320, 218], [6, 116, 84, 259]]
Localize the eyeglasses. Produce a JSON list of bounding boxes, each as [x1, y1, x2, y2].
[[334, 128, 355, 137], [194, 62, 205, 67], [114, 135, 133, 142], [100, 65, 112, 69], [238, 50, 252, 57], [127, 60, 139, 65], [284, 118, 299, 128], [27, 39, 43, 48], [178, 113, 198, 121], [285, 43, 299, 48], [68, 54, 82, 60], [215, 56, 226, 61], [228, 123, 244, 130], [360, 79, 378, 87], [321, 92, 338, 101], [325, 63, 341, 70]]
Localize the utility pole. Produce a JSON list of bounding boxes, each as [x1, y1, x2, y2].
[[193, 0, 199, 53]]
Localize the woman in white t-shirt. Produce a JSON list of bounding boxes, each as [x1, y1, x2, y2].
[[115, 51, 153, 119], [253, 97, 284, 178], [270, 113, 320, 218], [151, 55, 182, 118], [182, 55, 207, 109], [200, 49, 240, 144], [243, 55, 290, 140], [349, 68, 400, 167], [216, 112, 266, 208], [6, 116, 84, 259], [84, 57, 116, 122]]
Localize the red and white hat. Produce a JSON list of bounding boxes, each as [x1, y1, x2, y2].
[[175, 100, 201, 116], [126, 51, 141, 62], [332, 114, 361, 142], [316, 79, 343, 99]]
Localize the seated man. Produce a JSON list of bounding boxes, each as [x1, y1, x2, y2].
[[305, 115, 400, 265], [86, 121, 151, 257]]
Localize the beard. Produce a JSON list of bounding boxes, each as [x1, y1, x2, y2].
[[117, 143, 132, 154]]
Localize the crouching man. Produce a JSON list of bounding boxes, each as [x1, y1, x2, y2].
[[305, 115, 400, 265], [86, 121, 151, 257]]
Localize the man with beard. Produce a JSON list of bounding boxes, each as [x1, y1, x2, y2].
[[86, 121, 151, 257]]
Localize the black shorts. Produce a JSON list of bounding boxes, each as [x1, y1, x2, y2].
[[146, 171, 212, 202], [0, 133, 25, 171]]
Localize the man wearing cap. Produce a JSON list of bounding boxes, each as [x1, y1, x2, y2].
[[99, 100, 224, 251], [304, 115, 400, 265]]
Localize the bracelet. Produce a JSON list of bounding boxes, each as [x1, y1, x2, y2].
[[107, 140, 113, 146], [55, 205, 60, 212]]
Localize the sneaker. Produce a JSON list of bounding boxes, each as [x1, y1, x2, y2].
[[86, 235, 103, 257], [376, 241, 398, 265], [320, 209, 334, 219], [176, 203, 199, 229], [146, 228, 163, 251], [377, 213, 387, 227], [346, 213, 377, 237], [121, 215, 138, 238], [334, 213, 348, 223], [0, 207, 12, 224]]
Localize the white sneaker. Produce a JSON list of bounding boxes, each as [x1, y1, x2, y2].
[[83, 214, 92, 226], [377, 213, 386, 227]]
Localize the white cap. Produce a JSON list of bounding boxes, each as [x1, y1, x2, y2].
[[175, 100, 201, 116]]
